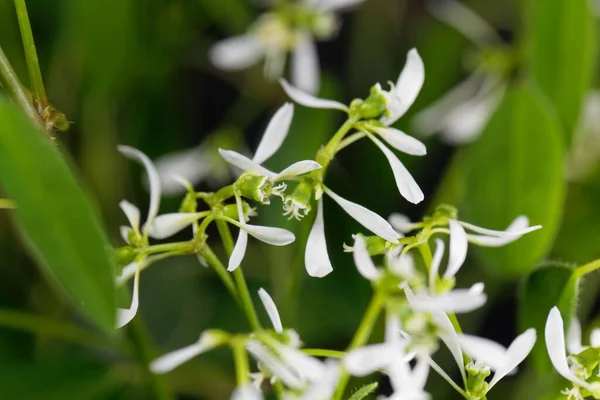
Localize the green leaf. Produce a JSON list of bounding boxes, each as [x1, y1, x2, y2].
[[519, 262, 579, 374], [527, 0, 596, 144], [348, 382, 379, 400], [0, 100, 115, 331], [465, 85, 565, 276]]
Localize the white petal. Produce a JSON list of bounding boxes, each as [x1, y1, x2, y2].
[[370, 126, 426, 156], [353, 235, 382, 281], [218, 149, 275, 177], [591, 329, 600, 348], [429, 239, 445, 289], [324, 187, 401, 243], [439, 90, 499, 145], [314, 0, 367, 11], [297, 361, 340, 400], [291, 32, 320, 95], [120, 226, 133, 245], [275, 160, 322, 181], [279, 79, 349, 111], [545, 307, 591, 388], [276, 344, 327, 383], [457, 334, 508, 371], [406, 283, 486, 313], [368, 134, 424, 204], [344, 343, 400, 376], [209, 34, 264, 70], [145, 213, 203, 239], [116, 260, 141, 328], [567, 317, 584, 355], [243, 224, 295, 246], [228, 230, 248, 272], [388, 249, 416, 279], [150, 332, 222, 374], [305, 199, 333, 278], [488, 329, 536, 389], [459, 216, 541, 237], [446, 220, 467, 279], [388, 213, 412, 233], [381, 49, 425, 126], [258, 288, 283, 333], [120, 200, 141, 231], [153, 146, 211, 195], [253, 103, 294, 165], [247, 340, 303, 389], [385, 310, 402, 344], [429, 308, 465, 383], [118, 145, 161, 226], [231, 384, 264, 400]]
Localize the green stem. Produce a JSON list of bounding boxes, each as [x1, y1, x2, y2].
[[333, 289, 386, 400], [0, 45, 42, 128], [199, 244, 239, 303], [301, 348, 346, 358], [0, 308, 123, 352], [336, 131, 366, 152], [216, 219, 262, 331], [232, 337, 250, 385], [574, 258, 600, 279], [146, 241, 195, 255], [13, 0, 46, 104]]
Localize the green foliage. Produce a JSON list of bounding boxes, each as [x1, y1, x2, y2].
[[348, 382, 379, 400], [527, 0, 597, 144], [465, 85, 565, 276], [0, 100, 116, 332], [519, 262, 579, 374]]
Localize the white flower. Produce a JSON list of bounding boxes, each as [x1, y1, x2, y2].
[[280, 48, 426, 204], [227, 196, 296, 271], [389, 213, 542, 248], [210, 0, 366, 94], [412, 1, 505, 144], [231, 384, 264, 400], [150, 330, 228, 374], [304, 187, 401, 278], [545, 307, 600, 396], [152, 130, 245, 195]]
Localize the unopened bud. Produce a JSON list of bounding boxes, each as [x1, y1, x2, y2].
[[283, 179, 314, 220]]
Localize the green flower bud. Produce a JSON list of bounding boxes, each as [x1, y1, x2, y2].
[[236, 174, 286, 204], [466, 361, 491, 400], [356, 84, 389, 120], [570, 347, 600, 379], [115, 246, 136, 271], [179, 192, 197, 213], [355, 234, 391, 256], [283, 179, 314, 220], [431, 204, 458, 221], [223, 201, 255, 222]]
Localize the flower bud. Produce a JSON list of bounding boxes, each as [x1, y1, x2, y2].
[[115, 246, 136, 271], [355, 84, 390, 120], [431, 204, 458, 221], [283, 179, 314, 220], [466, 361, 491, 399], [179, 192, 197, 213], [223, 201, 256, 222], [236, 174, 286, 204]]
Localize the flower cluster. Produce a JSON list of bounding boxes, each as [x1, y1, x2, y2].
[[111, 42, 559, 400]]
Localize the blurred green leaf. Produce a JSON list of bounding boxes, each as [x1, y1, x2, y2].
[[527, 0, 596, 144], [198, 0, 253, 34], [465, 85, 565, 276], [348, 382, 379, 400], [518, 262, 578, 374], [0, 356, 109, 399], [0, 100, 116, 331]]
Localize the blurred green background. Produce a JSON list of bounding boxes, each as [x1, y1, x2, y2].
[[0, 0, 599, 398]]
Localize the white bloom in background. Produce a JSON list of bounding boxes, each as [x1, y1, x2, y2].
[[152, 130, 244, 196], [304, 187, 401, 278], [568, 92, 600, 182], [280, 48, 426, 204], [231, 384, 263, 400], [227, 196, 296, 271], [566, 316, 600, 355], [545, 307, 600, 398], [210, 0, 367, 94], [389, 213, 542, 248], [412, 0, 506, 144]]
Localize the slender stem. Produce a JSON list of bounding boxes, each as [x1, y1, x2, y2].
[[574, 258, 600, 279], [200, 244, 239, 303], [426, 356, 469, 399], [336, 131, 366, 152], [0, 45, 42, 128], [215, 219, 262, 331], [146, 241, 195, 255], [333, 289, 386, 400], [0, 308, 122, 352], [232, 338, 250, 385], [323, 118, 357, 157], [301, 348, 346, 358], [13, 0, 46, 104]]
